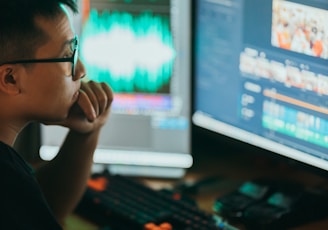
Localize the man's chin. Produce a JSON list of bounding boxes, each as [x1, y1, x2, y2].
[[39, 114, 68, 125]]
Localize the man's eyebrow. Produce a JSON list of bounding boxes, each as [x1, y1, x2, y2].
[[61, 36, 77, 51]]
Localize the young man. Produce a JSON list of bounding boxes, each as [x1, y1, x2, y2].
[[0, 0, 113, 229]]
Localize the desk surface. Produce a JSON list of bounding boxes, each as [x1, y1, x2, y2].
[[64, 148, 328, 230]]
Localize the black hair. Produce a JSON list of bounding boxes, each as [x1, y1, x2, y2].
[[0, 0, 78, 64]]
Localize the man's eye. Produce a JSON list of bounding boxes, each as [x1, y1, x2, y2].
[[64, 51, 74, 58]]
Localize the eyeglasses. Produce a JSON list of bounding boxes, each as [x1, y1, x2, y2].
[[0, 35, 79, 77]]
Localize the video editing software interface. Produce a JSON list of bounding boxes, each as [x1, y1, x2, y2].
[[193, 0, 328, 171], [40, 0, 192, 177]]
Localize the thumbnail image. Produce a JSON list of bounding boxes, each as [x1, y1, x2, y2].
[[239, 52, 257, 75], [239, 48, 328, 95], [270, 61, 286, 82], [272, 0, 328, 59], [318, 75, 328, 95]]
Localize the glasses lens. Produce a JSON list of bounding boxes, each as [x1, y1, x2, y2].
[[72, 46, 79, 77], [71, 36, 79, 77]]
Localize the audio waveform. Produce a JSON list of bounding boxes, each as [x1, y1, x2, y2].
[[80, 9, 175, 93]]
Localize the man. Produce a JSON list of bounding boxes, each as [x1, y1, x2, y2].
[[0, 0, 113, 229]]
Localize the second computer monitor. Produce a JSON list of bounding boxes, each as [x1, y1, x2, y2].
[[193, 0, 328, 174]]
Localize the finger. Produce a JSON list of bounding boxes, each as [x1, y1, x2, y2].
[[88, 81, 108, 115], [100, 82, 114, 110], [81, 81, 99, 116], [77, 89, 97, 121]]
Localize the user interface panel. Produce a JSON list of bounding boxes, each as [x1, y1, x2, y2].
[[193, 0, 328, 170]]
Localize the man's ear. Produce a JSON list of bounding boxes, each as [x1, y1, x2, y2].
[[0, 65, 21, 95]]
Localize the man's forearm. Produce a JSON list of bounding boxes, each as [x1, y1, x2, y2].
[[35, 128, 101, 224]]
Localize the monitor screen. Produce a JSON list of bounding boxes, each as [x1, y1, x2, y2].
[[192, 0, 328, 172], [39, 0, 192, 178]]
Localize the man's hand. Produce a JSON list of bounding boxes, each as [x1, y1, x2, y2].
[[50, 80, 113, 133], [35, 81, 113, 222]]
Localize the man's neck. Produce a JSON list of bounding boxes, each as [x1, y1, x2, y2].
[[0, 121, 27, 147]]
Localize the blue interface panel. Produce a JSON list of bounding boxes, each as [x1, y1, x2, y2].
[[193, 0, 328, 170]]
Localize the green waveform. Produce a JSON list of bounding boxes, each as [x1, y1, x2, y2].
[[80, 9, 175, 93]]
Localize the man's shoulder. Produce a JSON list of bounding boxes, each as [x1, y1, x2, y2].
[[0, 142, 62, 230], [0, 141, 36, 182]]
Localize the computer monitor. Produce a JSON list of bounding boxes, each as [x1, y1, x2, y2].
[[39, 0, 192, 178], [192, 0, 328, 174]]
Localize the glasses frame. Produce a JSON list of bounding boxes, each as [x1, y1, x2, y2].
[[0, 35, 79, 77]]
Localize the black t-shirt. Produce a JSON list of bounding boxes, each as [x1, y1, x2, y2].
[[0, 141, 62, 230]]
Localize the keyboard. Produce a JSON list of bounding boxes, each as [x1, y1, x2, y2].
[[75, 171, 239, 230]]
